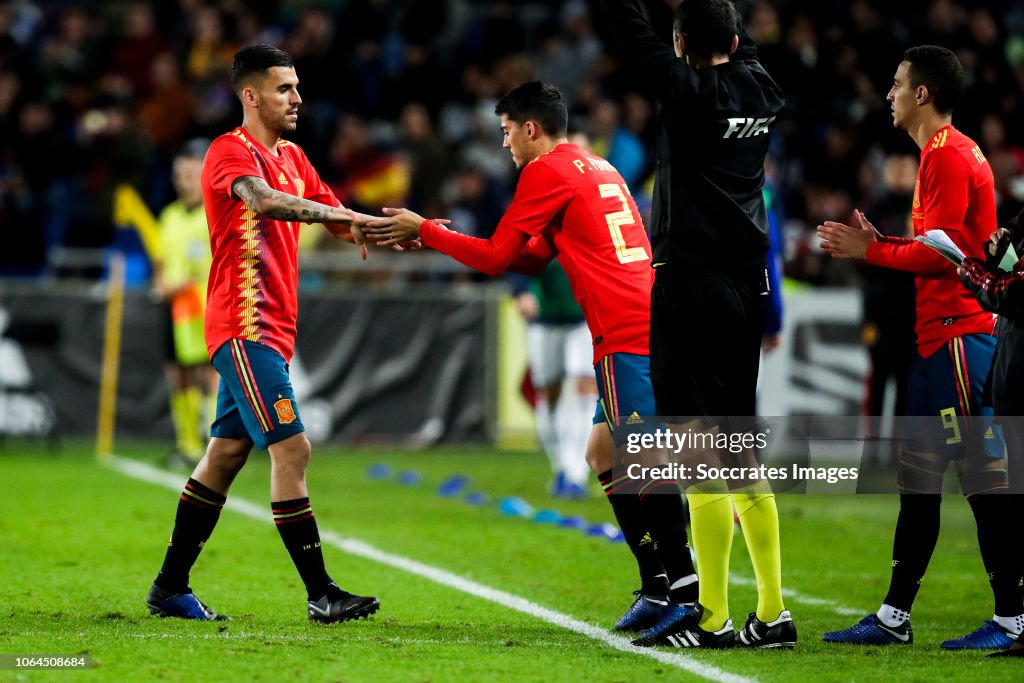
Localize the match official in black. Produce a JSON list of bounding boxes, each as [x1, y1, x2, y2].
[[600, 0, 791, 649]]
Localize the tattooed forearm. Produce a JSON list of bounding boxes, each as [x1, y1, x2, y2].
[[267, 193, 329, 222], [232, 176, 273, 210], [231, 175, 348, 223]]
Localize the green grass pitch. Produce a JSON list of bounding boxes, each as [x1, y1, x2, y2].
[[0, 440, 1021, 682]]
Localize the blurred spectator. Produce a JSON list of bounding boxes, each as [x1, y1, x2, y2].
[[185, 5, 236, 86], [37, 5, 102, 99], [746, 1, 784, 67], [0, 2, 35, 73], [440, 64, 510, 184], [620, 91, 655, 151], [922, 0, 964, 47], [858, 154, 918, 466], [399, 102, 449, 213], [58, 93, 154, 281], [805, 121, 863, 193], [0, 69, 19, 144], [979, 112, 1024, 226], [587, 99, 646, 191], [536, 0, 602, 107], [110, 3, 169, 96], [326, 113, 409, 214], [137, 53, 196, 153], [442, 161, 505, 240], [11, 99, 65, 269], [463, 1, 527, 68], [991, 149, 1024, 229], [284, 5, 344, 150]]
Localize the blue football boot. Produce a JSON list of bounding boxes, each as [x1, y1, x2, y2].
[[147, 584, 229, 621], [614, 590, 668, 632], [822, 615, 911, 645], [632, 604, 734, 649], [941, 621, 1016, 650]]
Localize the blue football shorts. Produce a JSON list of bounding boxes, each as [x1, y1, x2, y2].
[[209, 339, 304, 451]]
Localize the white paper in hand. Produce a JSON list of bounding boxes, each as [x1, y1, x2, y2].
[[915, 229, 965, 265], [998, 242, 1019, 271]]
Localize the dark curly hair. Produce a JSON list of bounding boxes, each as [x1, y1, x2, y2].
[[494, 81, 568, 137]]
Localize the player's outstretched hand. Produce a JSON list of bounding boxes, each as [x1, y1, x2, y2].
[[390, 239, 423, 252], [350, 225, 368, 260], [387, 220, 447, 250], [850, 209, 882, 238], [364, 208, 428, 247], [324, 214, 368, 259], [349, 211, 380, 227], [817, 210, 876, 260]]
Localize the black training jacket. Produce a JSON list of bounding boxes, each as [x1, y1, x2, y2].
[[600, 0, 785, 267]]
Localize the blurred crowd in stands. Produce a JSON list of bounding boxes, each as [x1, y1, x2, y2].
[[0, 0, 1023, 286]]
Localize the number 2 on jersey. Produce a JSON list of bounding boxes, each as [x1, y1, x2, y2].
[[598, 183, 648, 264]]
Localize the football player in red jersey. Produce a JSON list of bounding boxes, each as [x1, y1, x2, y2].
[[146, 45, 380, 625], [820, 46, 1022, 650], [365, 81, 699, 635]]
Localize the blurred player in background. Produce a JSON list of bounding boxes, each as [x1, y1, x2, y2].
[[760, 181, 784, 357], [146, 45, 379, 625], [600, 0, 791, 649], [858, 155, 917, 469], [365, 81, 697, 634], [820, 46, 1022, 650], [511, 261, 595, 499], [156, 138, 216, 468]]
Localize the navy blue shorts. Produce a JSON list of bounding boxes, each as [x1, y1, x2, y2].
[[210, 339, 304, 451], [593, 352, 656, 445], [904, 334, 1003, 463]]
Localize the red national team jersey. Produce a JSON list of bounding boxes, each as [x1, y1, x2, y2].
[[865, 125, 995, 357], [422, 143, 653, 364], [201, 127, 339, 361]]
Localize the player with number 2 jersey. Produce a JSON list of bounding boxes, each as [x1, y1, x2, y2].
[[365, 82, 699, 635], [420, 141, 651, 364]]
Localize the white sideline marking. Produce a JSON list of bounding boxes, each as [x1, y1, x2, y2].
[[729, 576, 861, 617], [110, 457, 753, 683]]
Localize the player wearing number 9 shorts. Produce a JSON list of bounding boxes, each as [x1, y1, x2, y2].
[[818, 45, 1019, 650], [363, 81, 699, 632]]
